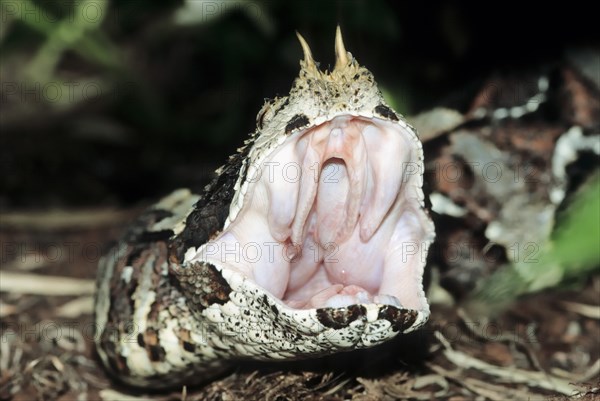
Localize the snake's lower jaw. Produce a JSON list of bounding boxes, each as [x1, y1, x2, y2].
[[189, 115, 434, 330]]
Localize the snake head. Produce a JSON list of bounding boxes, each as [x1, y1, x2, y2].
[[177, 27, 435, 359]]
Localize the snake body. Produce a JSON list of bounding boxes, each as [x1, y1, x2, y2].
[[94, 28, 435, 388]]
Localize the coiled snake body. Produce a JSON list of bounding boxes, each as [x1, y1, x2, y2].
[[94, 28, 435, 388]]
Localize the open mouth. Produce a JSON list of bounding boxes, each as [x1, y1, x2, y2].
[[189, 115, 433, 313]]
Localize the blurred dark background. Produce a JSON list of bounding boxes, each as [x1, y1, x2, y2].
[[1, 0, 598, 210]]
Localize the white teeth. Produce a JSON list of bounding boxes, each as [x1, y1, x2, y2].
[[359, 125, 407, 242], [374, 294, 402, 307]]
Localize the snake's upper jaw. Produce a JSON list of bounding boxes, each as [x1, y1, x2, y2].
[[190, 114, 434, 324]]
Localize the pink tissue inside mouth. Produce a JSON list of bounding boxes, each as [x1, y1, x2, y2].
[[193, 115, 431, 312]]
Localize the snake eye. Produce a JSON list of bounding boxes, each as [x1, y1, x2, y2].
[[256, 97, 285, 130]]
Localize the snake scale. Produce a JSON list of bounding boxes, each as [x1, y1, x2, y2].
[[94, 27, 435, 388]]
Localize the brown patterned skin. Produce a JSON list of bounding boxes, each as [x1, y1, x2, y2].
[[423, 65, 600, 297]]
